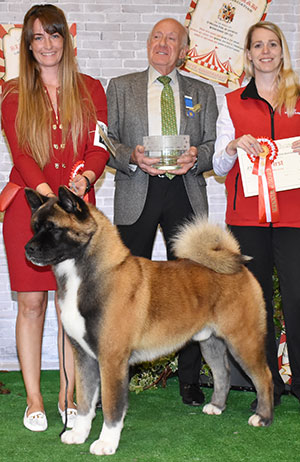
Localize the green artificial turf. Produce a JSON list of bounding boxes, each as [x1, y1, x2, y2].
[[0, 370, 299, 462]]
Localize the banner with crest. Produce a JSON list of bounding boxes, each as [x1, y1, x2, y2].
[[183, 0, 272, 89], [0, 23, 76, 89]]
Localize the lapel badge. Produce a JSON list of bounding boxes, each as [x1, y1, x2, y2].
[[184, 96, 201, 118]]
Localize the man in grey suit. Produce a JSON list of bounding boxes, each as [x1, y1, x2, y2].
[[106, 18, 218, 406]]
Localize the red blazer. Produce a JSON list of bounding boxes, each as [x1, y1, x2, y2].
[[225, 79, 300, 227]]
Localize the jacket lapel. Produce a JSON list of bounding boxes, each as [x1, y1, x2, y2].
[[130, 69, 149, 136], [178, 72, 193, 135]]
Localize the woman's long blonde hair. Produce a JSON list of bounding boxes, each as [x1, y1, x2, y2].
[[4, 4, 96, 168], [244, 21, 300, 117]]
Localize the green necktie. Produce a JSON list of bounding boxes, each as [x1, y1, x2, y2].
[[157, 75, 177, 179], [157, 75, 178, 136]]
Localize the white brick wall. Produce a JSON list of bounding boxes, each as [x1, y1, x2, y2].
[[0, 0, 299, 370]]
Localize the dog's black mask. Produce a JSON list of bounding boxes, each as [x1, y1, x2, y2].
[[25, 186, 96, 266]]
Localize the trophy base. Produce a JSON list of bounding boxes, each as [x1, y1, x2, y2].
[[154, 164, 180, 170]]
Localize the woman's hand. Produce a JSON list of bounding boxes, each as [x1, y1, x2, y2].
[[69, 170, 95, 197], [292, 139, 300, 154], [36, 182, 56, 198], [226, 135, 263, 157]]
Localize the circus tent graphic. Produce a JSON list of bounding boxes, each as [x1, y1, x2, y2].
[[222, 57, 235, 74], [187, 46, 199, 59], [193, 47, 227, 73], [185, 46, 239, 84]]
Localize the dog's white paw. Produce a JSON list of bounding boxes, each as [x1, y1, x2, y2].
[[61, 429, 87, 445], [248, 414, 265, 427], [202, 403, 222, 415], [90, 439, 117, 456]]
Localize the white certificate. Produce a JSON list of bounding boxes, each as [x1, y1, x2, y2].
[[238, 136, 300, 197]]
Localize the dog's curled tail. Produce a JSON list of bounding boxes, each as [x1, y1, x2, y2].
[[171, 218, 251, 275]]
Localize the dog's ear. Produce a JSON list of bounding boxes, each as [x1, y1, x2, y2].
[[58, 186, 89, 220], [25, 188, 49, 214]]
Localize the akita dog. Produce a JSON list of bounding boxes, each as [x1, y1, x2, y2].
[[25, 186, 273, 456]]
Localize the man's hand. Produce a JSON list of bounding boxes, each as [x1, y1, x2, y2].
[[169, 146, 198, 175], [131, 145, 162, 176]]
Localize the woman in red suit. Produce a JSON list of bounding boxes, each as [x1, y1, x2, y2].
[[213, 22, 300, 410], [1, 4, 109, 431]]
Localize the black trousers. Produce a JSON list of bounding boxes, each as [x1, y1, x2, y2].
[[229, 225, 300, 398], [118, 176, 202, 384]]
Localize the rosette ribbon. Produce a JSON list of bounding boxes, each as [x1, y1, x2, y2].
[[247, 137, 280, 223], [278, 326, 292, 385], [69, 160, 89, 202]]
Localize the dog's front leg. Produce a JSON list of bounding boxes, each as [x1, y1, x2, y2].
[[89, 356, 129, 456], [61, 344, 100, 446], [90, 412, 126, 456]]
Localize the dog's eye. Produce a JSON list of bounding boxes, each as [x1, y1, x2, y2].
[[46, 222, 63, 239], [33, 221, 42, 233], [33, 221, 54, 233], [45, 221, 54, 231], [47, 222, 64, 240]]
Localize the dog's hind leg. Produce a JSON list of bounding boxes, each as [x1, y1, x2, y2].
[[200, 335, 230, 416], [61, 344, 100, 446], [248, 367, 273, 428], [227, 339, 273, 427], [89, 354, 129, 456]]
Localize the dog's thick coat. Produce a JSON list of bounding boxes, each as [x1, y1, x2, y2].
[[25, 186, 273, 456]]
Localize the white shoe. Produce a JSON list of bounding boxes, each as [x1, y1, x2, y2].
[[58, 404, 77, 428], [23, 407, 48, 432]]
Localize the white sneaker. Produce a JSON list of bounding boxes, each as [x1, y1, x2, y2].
[[23, 407, 48, 432], [58, 404, 77, 428]]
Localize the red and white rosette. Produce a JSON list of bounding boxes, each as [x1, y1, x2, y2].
[[69, 160, 88, 202], [247, 137, 279, 223]]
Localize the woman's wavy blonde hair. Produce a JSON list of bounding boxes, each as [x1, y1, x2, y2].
[[3, 4, 96, 168], [244, 21, 300, 117]]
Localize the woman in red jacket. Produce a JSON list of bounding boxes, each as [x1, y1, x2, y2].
[[1, 5, 109, 431], [213, 22, 300, 410]]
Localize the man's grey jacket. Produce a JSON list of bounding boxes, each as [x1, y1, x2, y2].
[[106, 68, 218, 225]]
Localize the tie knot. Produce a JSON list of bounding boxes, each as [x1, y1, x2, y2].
[[157, 75, 171, 86]]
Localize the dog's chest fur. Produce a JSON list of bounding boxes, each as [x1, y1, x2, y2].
[[55, 259, 96, 359]]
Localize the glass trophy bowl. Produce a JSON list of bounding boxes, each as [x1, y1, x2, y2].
[[143, 135, 190, 170]]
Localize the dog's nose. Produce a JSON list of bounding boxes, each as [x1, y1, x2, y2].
[[25, 241, 36, 255]]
